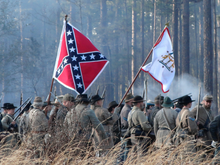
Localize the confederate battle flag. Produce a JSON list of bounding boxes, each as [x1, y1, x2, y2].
[[53, 20, 109, 94]]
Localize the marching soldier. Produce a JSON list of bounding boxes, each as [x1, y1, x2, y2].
[[65, 94, 107, 156], [107, 101, 120, 145], [0, 103, 19, 150], [174, 96, 198, 152], [149, 95, 164, 126], [1, 103, 18, 132], [91, 94, 120, 149], [191, 95, 214, 160], [120, 93, 134, 136], [154, 96, 178, 148], [191, 95, 214, 146], [18, 102, 32, 142], [27, 96, 48, 158], [128, 95, 152, 154], [148, 95, 164, 142]]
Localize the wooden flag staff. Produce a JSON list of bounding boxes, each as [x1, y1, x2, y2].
[[118, 24, 169, 106], [47, 15, 68, 104]]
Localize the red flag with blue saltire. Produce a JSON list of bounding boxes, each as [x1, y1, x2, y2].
[[53, 20, 109, 94]]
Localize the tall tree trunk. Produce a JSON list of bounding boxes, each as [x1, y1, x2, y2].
[[194, 3, 198, 79], [182, 0, 190, 74], [125, 0, 131, 86], [172, 0, 179, 77], [178, 5, 182, 76], [19, 1, 23, 95], [100, 0, 113, 103], [212, 0, 218, 115], [198, 2, 204, 83], [115, 0, 119, 101], [153, 0, 156, 44], [131, 0, 137, 93], [141, 0, 145, 84], [203, 0, 213, 94]]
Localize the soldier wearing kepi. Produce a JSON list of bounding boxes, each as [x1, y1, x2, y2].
[[120, 93, 134, 136], [65, 94, 107, 156], [154, 97, 178, 148], [91, 94, 120, 149], [27, 96, 48, 158], [128, 96, 152, 154], [191, 95, 214, 146]]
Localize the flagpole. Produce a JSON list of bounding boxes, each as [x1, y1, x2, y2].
[[47, 15, 68, 105], [118, 25, 169, 106]]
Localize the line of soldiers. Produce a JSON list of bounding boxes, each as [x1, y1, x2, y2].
[[0, 92, 219, 162]]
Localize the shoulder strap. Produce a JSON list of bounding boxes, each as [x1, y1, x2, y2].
[[162, 109, 172, 131]]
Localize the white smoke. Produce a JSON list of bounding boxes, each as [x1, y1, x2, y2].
[[133, 73, 209, 110]]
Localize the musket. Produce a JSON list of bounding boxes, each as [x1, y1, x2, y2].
[[196, 85, 201, 121], [171, 93, 192, 103], [96, 85, 100, 95], [14, 98, 32, 121], [101, 86, 106, 98], [13, 97, 31, 115]]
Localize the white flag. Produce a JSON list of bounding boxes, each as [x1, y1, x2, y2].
[[141, 27, 175, 93]]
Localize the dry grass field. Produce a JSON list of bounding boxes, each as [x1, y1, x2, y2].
[[0, 134, 218, 165]]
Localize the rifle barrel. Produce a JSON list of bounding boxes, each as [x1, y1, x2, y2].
[[14, 97, 31, 115]]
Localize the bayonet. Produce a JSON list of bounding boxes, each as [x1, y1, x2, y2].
[[101, 86, 106, 98], [96, 85, 100, 95]]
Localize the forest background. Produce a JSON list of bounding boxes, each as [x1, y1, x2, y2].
[[0, 0, 219, 114]]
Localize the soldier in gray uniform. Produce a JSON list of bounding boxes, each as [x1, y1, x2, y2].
[[120, 93, 134, 136], [154, 97, 178, 148], [128, 96, 152, 154], [65, 94, 107, 156], [19, 102, 32, 142], [191, 95, 214, 146], [174, 96, 198, 153], [91, 94, 120, 149], [27, 96, 48, 158], [1, 103, 18, 132], [1, 103, 18, 149]]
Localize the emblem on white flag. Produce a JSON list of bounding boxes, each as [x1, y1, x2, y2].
[[141, 27, 175, 93]]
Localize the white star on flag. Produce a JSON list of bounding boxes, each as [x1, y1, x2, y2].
[[71, 56, 77, 61], [58, 69, 60, 74], [90, 54, 95, 60], [75, 74, 81, 79], [69, 47, 75, 52], [68, 38, 74, 44], [64, 58, 68, 64], [73, 65, 79, 70], [67, 30, 72, 36], [81, 55, 86, 60], [61, 64, 64, 69], [77, 83, 83, 88], [99, 54, 104, 58]]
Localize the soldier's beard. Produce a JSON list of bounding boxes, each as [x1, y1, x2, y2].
[[204, 105, 211, 109]]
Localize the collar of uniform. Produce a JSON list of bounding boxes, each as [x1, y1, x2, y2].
[[202, 104, 211, 111], [125, 104, 131, 109], [132, 106, 141, 111]]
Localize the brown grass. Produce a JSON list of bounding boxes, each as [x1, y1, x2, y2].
[[0, 133, 219, 165]]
